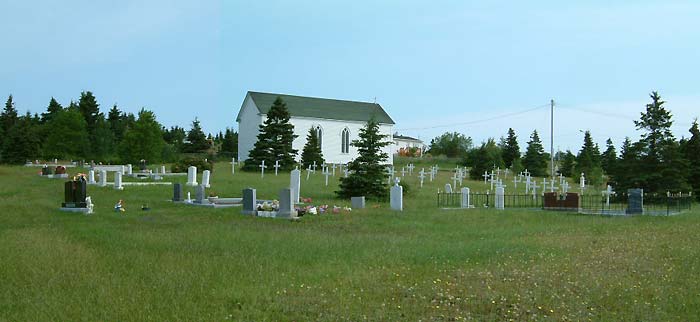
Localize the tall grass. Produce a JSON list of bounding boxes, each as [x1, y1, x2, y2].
[[0, 161, 698, 321]]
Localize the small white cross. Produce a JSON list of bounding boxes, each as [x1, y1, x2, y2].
[[259, 160, 266, 178], [273, 160, 280, 176], [418, 168, 426, 188]]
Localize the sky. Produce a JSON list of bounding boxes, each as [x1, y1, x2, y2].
[[2, 1, 699, 153]]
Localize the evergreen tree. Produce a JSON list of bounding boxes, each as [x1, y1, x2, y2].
[[107, 104, 128, 143], [163, 125, 187, 153], [119, 109, 165, 163], [337, 118, 391, 200], [42, 108, 90, 160], [521, 130, 547, 177], [243, 97, 298, 171], [601, 138, 617, 175], [574, 131, 603, 185], [220, 128, 238, 156], [501, 128, 520, 169], [463, 138, 504, 180], [41, 97, 63, 124], [683, 120, 700, 199], [613, 137, 642, 191], [633, 91, 687, 192], [91, 116, 116, 161], [3, 113, 42, 164], [183, 118, 210, 153], [559, 150, 576, 177], [300, 127, 325, 169], [78, 91, 100, 158], [0, 95, 19, 162]]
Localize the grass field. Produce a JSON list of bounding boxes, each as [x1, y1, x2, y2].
[[1, 160, 699, 321]]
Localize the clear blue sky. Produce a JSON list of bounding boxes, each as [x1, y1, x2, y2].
[[2, 1, 699, 152]]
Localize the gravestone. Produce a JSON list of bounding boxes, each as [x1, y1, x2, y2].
[[290, 169, 301, 204], [41, 166, 53, 175], [172, 183, 183, 202], [186, 166, 198, 186], [195, 185, 205, 204], [390, 183, 403, 211], [114, 172, 124, 190], [98, 169, 107, 187], [495, 186, 505, 210], [55, 166, 66, 175], [87, 170, 96, 184], [277, 188, 297, 218], [626, 189, 644, 215], [460, 187, 471, 208], [126, 164, 133, 175], [444, 183, 452, 193], [543, 192, 580, 211], [202, 170, 211, 188], [161, 165, 166, 174], [231, 157, 236, 174], [351, 196, 365, 209], [242, 188, 257, 215], [62, 178, 87, 208]]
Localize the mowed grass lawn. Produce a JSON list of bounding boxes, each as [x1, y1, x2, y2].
[[1, 161, 699, 321]]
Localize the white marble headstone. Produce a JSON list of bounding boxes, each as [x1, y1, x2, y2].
[[201, 170, 211, 188], [186, 166, 198, 186]]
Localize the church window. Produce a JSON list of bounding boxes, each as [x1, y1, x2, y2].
[[314, 125, 323, 150], [341, 128, 350, 153]]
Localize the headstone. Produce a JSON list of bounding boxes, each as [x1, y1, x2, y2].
[[277, 188, 297, 218], [114, 172, 124, 190], [580, 173, 586, 193], [186, 166, 198, 186], [460, 187, 471, 208], [41, 165, 52, 176], [495, 186, 505, 210], [274, 160, 280, 176], [444, 183, 453, 193], [602, 185, 615, 207], [161, 165, 166, 174], [483, 171, 489, 184], [231, 157, 236, 174], [331, 163, 337, 176], [242, 188, 257, 215], [323, 167, 331, 186], [62, 178, 88, 208], [626, 188, 644, 215], [98, 169, 107, 187], [87, 170, 96, 184], [195, 185, 205, 204], [201, 170, 211, 188], [351, 196, 365, 209], [172, 183, 183, 201], [55, 166, 66, 175], [306, 165, 312, 180], [290, 168, 301, 204], [418, 169, 426, 188], [390, 183, 403, 211], [126, 164, 133, 175]]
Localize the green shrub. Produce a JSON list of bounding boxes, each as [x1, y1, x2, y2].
[[171, 157, 214, 173]]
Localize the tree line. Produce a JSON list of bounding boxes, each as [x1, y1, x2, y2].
[[0, 92, 237, 164], [426, 92, 700, 196]]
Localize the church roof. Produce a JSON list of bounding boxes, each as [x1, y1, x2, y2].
[[394, 134, 422, 142], [241, 91, 395, 125]]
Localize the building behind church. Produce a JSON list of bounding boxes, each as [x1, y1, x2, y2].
[[236, 91, 395, 165]]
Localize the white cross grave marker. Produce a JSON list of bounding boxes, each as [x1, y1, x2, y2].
[[418, 168, 426, 188], [602, 184, 615, 207], [274, 160, 280, 176], [259, 160, 266, 178]]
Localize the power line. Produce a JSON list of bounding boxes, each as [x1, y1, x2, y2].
[[395, 103, 550, 132]]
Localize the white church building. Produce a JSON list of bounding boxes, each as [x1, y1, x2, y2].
[[237, 91, 395, 165]]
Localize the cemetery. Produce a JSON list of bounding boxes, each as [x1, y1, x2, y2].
[[1, 153, 698, 320]]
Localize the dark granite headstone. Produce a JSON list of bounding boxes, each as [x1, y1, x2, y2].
[[55, 166, 66, 175], [242, 188, 256, 215], [42, 166, 52, 175], [626, 188, 644, 215], [62, 178, 87, 208], [172, 183, 183, 202], [195, 185, 205, 204], [543, 192, 580, 211]]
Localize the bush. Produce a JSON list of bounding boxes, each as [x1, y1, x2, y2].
[[398, 179, 412, 197], [171, 157, 214, 173]]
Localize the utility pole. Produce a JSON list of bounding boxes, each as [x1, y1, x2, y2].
[[550, 99, 555, 180]]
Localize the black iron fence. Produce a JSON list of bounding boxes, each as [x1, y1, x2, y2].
[[437, 192, 542, 209], [439, 191, 692, 215]]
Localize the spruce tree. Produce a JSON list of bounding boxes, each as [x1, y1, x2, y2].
[[522, 130, 547, 177], [337, 118, 391, 200], [3, 113, 42, 164], [683, 120, 700, 199], [601, 138, 617, 175], [107, 104, 127, 143], [574, 131, 603, 185], [41, 97, 63, 124], [559, 150, 576, 177], [183, 118, 210, 153], [634, 91, 687, 192], [243, 97, 298, 171], [1, 95, 19, 162], [613, 137, 643, 191], [501, 128, 520, 169], [220, 128, 238, 157], [300, 127, 325, 169]]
